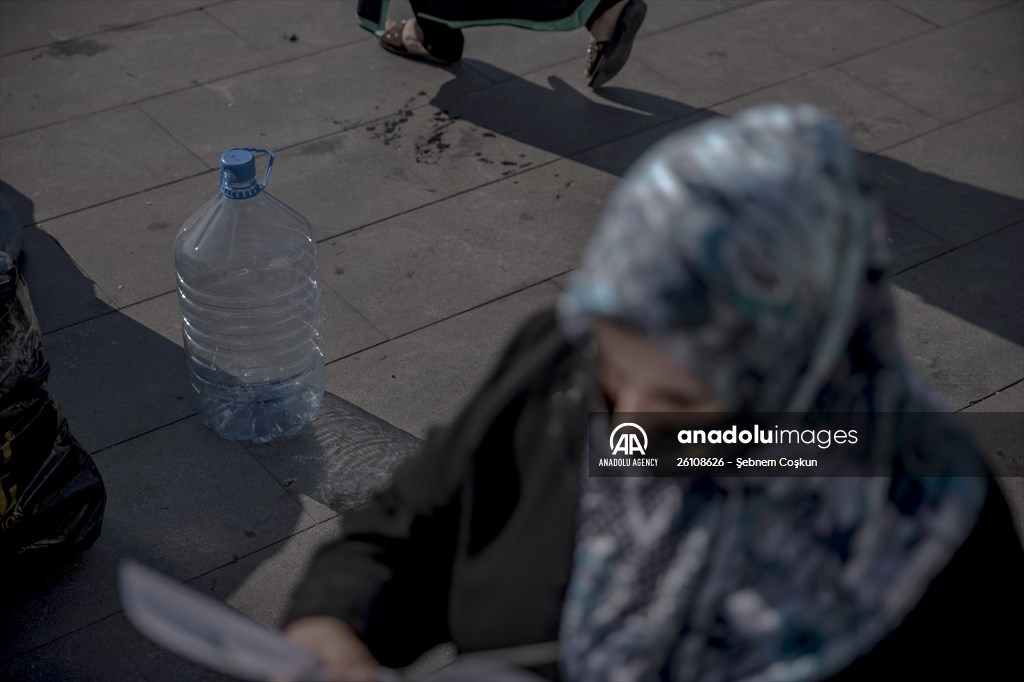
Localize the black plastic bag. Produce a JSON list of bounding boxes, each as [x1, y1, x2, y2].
[[1, 252, 106, 559]]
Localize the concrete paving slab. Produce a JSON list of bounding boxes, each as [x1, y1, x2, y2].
[[890, 0, 1014, 26], [892, 223, 1024, 408], [0, 619, 147, 682], [438, 54, 700, 161], [867, 99, 1024, 246], [714, 67, 943, 153], [207, 0, 367, 62], [100, 613, 236, 682], [1, 10, 269, 137], [551, 269, 577, 290], [242, 392, 422, 518], [268, 105, 558, 243], [633, 0, 931, 108], [838, 3, 1023, 122], [317, 159, 612, 339], [570, 108, 720, 176], [19, 226, 116, 334], [637, 0, 756, 36], [36, 172, 213, 308], [0, 416, 311, 658], [138, 39, 491, 165], [964, 381, 1024, 542], [573, 119, 957, 277], [320, 283, 388, 363], [41, 293, 193, 453], [0, 105, 207, 223], [326, 282, 561, 438], [883, 208, 953, 275], [187, 517, 344, 628], [454, 26, 587, 85], [0, 0, 211, 57]]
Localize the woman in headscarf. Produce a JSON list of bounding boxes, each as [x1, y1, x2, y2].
[[357, 0, 647, 89], [282, 104, 1023, 681]]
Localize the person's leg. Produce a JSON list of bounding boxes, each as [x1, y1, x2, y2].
[[407, 0, 464, 63], [586, 0, 629, 40], [583, 0, 646, 87]]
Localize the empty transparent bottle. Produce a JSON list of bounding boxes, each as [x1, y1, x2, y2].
[[173, 148, 324, 443]]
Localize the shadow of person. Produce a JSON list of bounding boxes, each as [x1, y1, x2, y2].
[[430, 61, 711, 173], [428, 65, 1022, 349], [0, 180, 404, 681]]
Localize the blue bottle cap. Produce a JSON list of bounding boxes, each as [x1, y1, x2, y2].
[[220, 148, 256, 183]]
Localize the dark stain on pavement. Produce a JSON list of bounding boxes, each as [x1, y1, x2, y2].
[[366, 91, 429, 147], [414, 109, 462, 164], [299, 138, 341, 156], [147, 222, 170, 231], [47, 38, 112, 59]]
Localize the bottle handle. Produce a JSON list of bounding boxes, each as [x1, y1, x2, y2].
[[240, 147, 275, 191]]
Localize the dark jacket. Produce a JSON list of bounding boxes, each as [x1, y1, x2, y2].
[[285, 309, 1024, 679]]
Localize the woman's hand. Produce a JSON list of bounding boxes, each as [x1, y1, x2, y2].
[[282, 616, 381, 682]]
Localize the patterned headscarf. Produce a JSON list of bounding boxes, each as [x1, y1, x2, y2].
[[556, 104, 987, 681]]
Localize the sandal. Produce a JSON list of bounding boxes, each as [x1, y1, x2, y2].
[[586, 0, 648, 89], [380, 19, 453, 66]]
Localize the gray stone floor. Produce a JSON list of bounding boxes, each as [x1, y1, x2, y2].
[[1, 1, 1021, 679]]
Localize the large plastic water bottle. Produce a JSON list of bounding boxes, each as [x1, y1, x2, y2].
[[173, 148, 325, 443]]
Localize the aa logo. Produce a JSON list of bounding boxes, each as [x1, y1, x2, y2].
[[609, 423, 648, 456]]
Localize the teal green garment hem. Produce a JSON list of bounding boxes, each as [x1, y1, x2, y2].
[[357, 0, 391, 37], [417, 0, 604, 32], [358, 16, 386, 37]]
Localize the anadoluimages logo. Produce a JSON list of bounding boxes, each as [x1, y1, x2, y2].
[[609, 423, 648, 456]]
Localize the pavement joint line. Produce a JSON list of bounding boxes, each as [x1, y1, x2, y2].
[[884, 0, 1019, 30], [956, 377, 1024, 412], [869, 95, 1024, 157], [887, 244, 956, 278], [24, 165, 217, 231], [831, 62, 953, 125], [133, 103, 216, 171], [0, 0, 233, 59], [631, 4, 946, 103], [881, 0, 942, 29], [889, 218, 1023, 278], [322, 277, 565, 365], [241, 436, 333, 527], [203, 6, 276, 64], [87, 412, 197, 458], [880, 203, 952, 247], [320, 277, 389, 340], [95, 614, 162, 682]]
